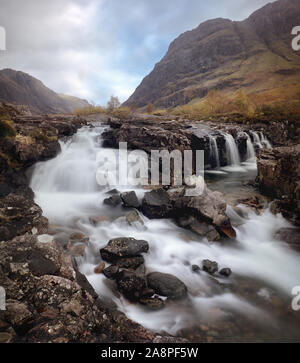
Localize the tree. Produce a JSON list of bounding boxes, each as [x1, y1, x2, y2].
[[107, 96, 121, 112]]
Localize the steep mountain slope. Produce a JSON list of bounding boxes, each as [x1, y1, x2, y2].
[[125, 0, 300, 108], [0, 69, 90, 114]]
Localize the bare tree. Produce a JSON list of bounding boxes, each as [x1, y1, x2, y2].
[[107, 95, 121, 112]]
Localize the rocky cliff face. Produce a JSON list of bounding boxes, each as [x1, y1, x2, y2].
[[0, 69, 90, 114], [125, 0, 300, 108], [257, 145, 300, 225]]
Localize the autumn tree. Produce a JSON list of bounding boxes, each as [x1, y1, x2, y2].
[[107, 96, 121, 112]]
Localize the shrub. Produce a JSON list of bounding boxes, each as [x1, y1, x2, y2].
[[0, 117, 16, 138], [112, 106, 132, 120], [74, 105, 106, 116], [146, 103, 154, 114]]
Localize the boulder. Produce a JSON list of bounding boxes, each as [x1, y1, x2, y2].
[[120, 191, 140, 208], [174, 187, 236, 238], [177, 215, 221, 241], [103, 194, 122, 207], [141, 188, 173, 219], [100, 237, 149, 262], [147, 272, 187, 300], [125, 210, 144, 226]]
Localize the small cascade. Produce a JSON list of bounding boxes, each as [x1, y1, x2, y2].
[[224, 133, 241, 166], [245, 133, 256, 161], [250, 131, 263, 149], [259, 132, 272, 149], [209, 135, 220, 169]]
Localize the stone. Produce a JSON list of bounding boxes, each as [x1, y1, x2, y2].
[[120, 191, 140, 208], [116, 270, 148, 301], [177, 216, 221, 241], [202, 260, 219, 275], [141, 188, 173, 219], [274, 228, 300, 252], [219, 268, 232, 277], [102, 265, 120, 280], [115, 256, 145, 270], [192, 265, 201, 273], [100, 237, 149, 262], [147, 272, 187, 300], [139, 297, 165, 310], [125, 210, 144, 226], [103, 194, 122, 207], [89, 216, 110, 225], [94, 262, 106, 274]]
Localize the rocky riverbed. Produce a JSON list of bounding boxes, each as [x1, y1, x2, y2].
[[1, 105, 300, 343]]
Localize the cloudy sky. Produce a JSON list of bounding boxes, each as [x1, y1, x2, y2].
[[0, 0, 275, 104]]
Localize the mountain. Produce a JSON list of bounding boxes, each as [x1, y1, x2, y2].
[[0, 69, 90, 114], [125, 0, 300, 108]]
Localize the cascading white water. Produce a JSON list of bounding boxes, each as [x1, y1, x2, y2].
[[246, 133, 256, 162], [209, 136, 220, 169], [259, 132, 272, 149], [224, 133, 241, 166], [29, 125, 300, 341], [251, 131, 263, 149]]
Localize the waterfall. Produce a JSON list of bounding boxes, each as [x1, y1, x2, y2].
[[28, 124, 300, 341], [224, 133, 241, 166], [246, 133, 256, 161], [250, 131, 263, 149], [259, 132, 272, 149], [209, 135, 220, 169]]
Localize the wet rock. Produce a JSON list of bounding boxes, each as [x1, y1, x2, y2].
[[174, 187, 236, 239], [94, 262, 106, 274], [116, 270, 148, 301], [139, 297, 165, 311], [89, 216, 110, 225], [125, 210, 144, 226], [100, 237, 149, 262], [219, 268, 232, 277], [70, 232, 86, 241], [141, 188, 173, 219], [202, 260, 219, 275], [147, 272, 187, 300], [115, 256, 145, 270], [192, 265, 201, 273], [120, 191, 140, 208], [102, 265, 120, 279], [69, 243, 86, 257], [177, 216, 221, 241], [274, 228, 300, 252], [103, 194, 122, 207]]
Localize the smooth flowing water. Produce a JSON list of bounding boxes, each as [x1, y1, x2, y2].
[[30, 125, 300, 342]]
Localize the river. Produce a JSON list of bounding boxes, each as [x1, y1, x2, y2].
[[29, 124, 300, 342]]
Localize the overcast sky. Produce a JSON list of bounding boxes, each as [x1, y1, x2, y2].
[[0, 0, 275, 104]]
